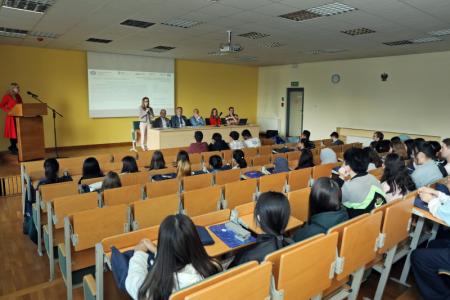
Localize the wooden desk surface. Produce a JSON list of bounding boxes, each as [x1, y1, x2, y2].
[[412, 207, 448, 227], [239, 214, 303, 234]]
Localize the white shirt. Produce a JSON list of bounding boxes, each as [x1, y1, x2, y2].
[[229, 140, 245, 150], [125, 251, 204, 300], [381, 181, 404, 203], [161, 118, 168, 128], [244, 137, 261, 148]]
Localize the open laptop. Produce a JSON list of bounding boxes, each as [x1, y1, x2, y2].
[[238, 118, 248, 125]]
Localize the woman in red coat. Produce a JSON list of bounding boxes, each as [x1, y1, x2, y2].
[[209, 107, 222, 126], [0, 83, 22, 154]]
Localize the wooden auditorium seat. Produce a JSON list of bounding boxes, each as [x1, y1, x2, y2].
[[223, 178, 257, 209], [183, 186, 222, 217], [131, 194, 180, 229]]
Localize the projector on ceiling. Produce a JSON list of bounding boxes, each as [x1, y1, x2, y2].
[[219, 43, 243, 53]]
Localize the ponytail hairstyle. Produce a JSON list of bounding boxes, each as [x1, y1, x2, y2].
[[138, 214, 221, 300], [232, 149, 247, 168]]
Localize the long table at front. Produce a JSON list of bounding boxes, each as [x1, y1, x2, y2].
[[147, 124, 260, 150]]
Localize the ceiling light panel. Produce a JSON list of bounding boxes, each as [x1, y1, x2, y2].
[[144, 46, 175, 52], [341, 27, 376, 36], [238, 32, 270, 39], [429, 28, 450, 36], [0, 26, 28, 37], [28, 31, 59, 38], [1, 0, 56, 13], [259, 42, 285, 48], [161, 19, 203, 28], [307, 2, 357, 16], [279, 10, 321, 21], [120, 19, 155, 28], [86, 38, 112, 44], [383, 40, 413, 46]]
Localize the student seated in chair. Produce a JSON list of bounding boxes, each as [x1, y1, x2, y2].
[[300, 130, 315, 149], [188, 131, 208, 154], [320, 148, 337, 165], [242, 129, 261, 148], [365, 147, 383, 170], [148, 150, 166, 170], [36, 158, 72, 190], [125, 214, 222, 300], [78, 157, 104, 184], [295, 149, 314, 170], [208, 155, 231, 173], [440, 138, 450, 176], [208, 133, 229, 151], [336, 148, 386, 218], [411, 141, 444, 188], [330, 131, 344, 145], [232, 149, 247, 169], [411, 186, 450, 300], [121, 156, 139, 173], [176, 150, 191, 178], [380, 153, 416, 202], [294, 177, 348, 242], [101, 171, 122, 190], [229, 192, 293, 267], [229, 131, 245, 150]]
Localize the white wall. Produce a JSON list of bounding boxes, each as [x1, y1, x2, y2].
[[258, 51, 450, 140]]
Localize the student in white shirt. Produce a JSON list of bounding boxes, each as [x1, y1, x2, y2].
[[229, 131, 245, 150], [242, 129, 261, 148], [125, 214, 222, 300]]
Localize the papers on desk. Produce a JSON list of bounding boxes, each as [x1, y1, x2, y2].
[[209, 223, 256, 248]]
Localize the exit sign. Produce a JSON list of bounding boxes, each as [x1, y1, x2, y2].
[[291, 81, 299, 87]]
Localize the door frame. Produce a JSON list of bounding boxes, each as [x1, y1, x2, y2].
[[285, 87, 304, 137]]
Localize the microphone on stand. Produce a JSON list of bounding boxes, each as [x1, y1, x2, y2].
[[27, 91, 39, 98]]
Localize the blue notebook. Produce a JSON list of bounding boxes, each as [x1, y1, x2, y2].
[[209, 224, 256, 248]]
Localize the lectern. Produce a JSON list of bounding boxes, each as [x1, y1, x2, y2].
[[9, 103, 47, 161]]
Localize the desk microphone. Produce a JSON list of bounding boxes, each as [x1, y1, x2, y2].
[[27, 91, 39, 98]]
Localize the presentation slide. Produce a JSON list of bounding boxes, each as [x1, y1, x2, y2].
[[87, 52, 174, 118]]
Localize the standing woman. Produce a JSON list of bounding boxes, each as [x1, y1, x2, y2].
[[138, 97, 154, 151], [209, 108, 221, 126], [0, 83, 23, 154]]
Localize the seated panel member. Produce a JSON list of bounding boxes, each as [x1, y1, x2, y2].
[[209, 108, 221, 126], [190, 108, 205, 127], [170, 106, 188, 128], [225, 106, 239, 125], [152, 109, 171, 129]]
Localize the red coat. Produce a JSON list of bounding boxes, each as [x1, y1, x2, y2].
[[0, 93, 22, 139], [209, 116, 221, 126]]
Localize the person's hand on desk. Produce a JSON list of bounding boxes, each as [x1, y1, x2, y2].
[[134, 238, 157, 254], [418, 187, 439, 203]]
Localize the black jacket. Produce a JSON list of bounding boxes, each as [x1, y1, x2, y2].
[[209, 140, 230, 151], [170, 115, 188, 128], [229, 234, 292, 267], [152, 117, 171, 128], [293, 208, 349, 242]]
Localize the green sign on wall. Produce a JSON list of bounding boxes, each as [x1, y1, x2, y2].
[[291, 81, 299, 87]]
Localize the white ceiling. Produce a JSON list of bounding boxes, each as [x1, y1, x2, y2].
[[1, 0, 450, 66]]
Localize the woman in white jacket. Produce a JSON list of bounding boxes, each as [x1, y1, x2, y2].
[[125, 214, 222, 300]]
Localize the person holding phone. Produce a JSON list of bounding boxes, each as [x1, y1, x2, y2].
[[138, 97, 154, 151], [0, 83, 22, 155]]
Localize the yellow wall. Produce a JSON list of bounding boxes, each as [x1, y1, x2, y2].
[[0, 45, 258, 151], [258, 50, 450, 140]]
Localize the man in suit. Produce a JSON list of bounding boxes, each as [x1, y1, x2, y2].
[[170, 106, 188, 128], [152, 109, 171, 128]]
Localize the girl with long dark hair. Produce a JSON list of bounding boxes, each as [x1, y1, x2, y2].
[[381, 153, 416, 202], [125, 214, 222, 300], [121, 156, 139, 173], [148, 151, 166, 170], [232, 149, 247, 169], [78, 157, 104, 184], [296, 149, 314, 169]]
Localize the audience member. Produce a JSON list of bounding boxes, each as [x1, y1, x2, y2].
[[229, 131, 245, 150], [296, 149, 314, 170], [208, 155, 231, 173], [337, 148, 386, 218], [102, 171, 122, 190], [36, 158, 72, 189], [229, 192, 292, 266], [242, 129, 261, 148], [380, 153, 416, 202], [300, 130, 315, 149], [125, 214, 222, 300], [121, 156, 139, 173], [390, 140, 408, 160], [78, 157, 104, 184], [441, 138, 450, 175], [365, 147, 383, 170], [411, 142, 444, 188], [330, 131, 344, 145], [320, 148, 337, 165], [208, 133, 229, 151], [148, 151, 166, 170], [188, 131, 208, 153], [232, 149, 247, 169], [294, 177, 348, 242], [176, 150, 191, 178]]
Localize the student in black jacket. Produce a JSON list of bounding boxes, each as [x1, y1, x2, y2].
[[229, 192, 292, 267], [208, 133, 230, 151]]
